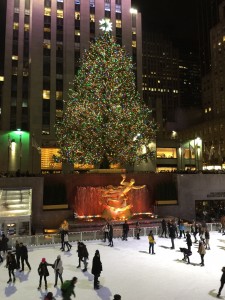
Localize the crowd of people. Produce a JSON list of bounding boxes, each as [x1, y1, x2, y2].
[[1, 217, 225, 299]]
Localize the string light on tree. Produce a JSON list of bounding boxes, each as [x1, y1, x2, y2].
[[55, 22, 157, 167]]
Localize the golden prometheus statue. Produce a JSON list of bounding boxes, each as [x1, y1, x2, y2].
[[100, 174, 145, 220]]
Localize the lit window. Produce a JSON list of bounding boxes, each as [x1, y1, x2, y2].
[[223, 36, 225, 42], [41, 148, 62, 170], [0, 76, 4, 81], [24, 24, 29, 31], [156, 148, 177, 158], [205, 108, 207, 113], [13, 22, 19, 30], [44, 7, 51, 16], [43, 90, 50, 99], [12, 55, 18, 60], [209, 107, 211, 112], [56, 91, 63, 100], [57, 9, 63, 18], [75, 12, 80, 20], [90, 14, 95, 22], [116, 19, 121, 28], [56, 109, 63, 118], [43, 42, 51, 49], [44, 27, 51, 32], [75, 30, 80, 36], [132, 41, 136, 48]]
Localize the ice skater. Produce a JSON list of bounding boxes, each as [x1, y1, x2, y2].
[[52, 254, 63, 287], [186, 231, 192, 251], [148, 230, 156, 254], [37, 258, 50, 290], [91, 250, 102, 289], [108, 223, 114, 247], [19, 242, 31, 272], [61, 277, 77, 300], [198, 241, 206, 266], [80, 242, 89, 272], [6, 251, 17, 283], [64, 232, 72, 252], [161, 219, 167, 238], [217, 266, 225, 298], [135, 221, 141, 239], [122, 220, 129, 241]]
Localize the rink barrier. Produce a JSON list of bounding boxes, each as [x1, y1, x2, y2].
[[8, 223, 221, 249]]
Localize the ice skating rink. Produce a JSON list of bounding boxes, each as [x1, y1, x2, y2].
[[0, 231, 224, 300]]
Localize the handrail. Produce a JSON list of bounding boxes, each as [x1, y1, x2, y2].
[[8, 222, 221, 249]]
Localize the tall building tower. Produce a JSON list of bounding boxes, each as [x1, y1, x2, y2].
[[0, 0, 142, 174]]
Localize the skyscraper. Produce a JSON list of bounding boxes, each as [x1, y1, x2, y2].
[[0, 0, 142, 173]]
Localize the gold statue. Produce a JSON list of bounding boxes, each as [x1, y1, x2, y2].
[[100, 174, 145, 219]]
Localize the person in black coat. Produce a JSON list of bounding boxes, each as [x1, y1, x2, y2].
[[15, 240, 21, 269], [168, 220, 176, 249], [122, 220, 129, 241], [186, 231, 192, 251], [108, 224, 114, 247], [217, 266, 225, 297], [91, 250, 102, 289], [2, 233, 9, 254], [0, 237, 3, 263], [76, 241, 83, 268], [161, 219, 167, 238], [37, 258, 50, 290], [19, 242, 31, 271], [80, 242, 89, 272], [6, 251, 17, 283]]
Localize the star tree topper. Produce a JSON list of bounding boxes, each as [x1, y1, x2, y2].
[[99, 19, 112, 32]]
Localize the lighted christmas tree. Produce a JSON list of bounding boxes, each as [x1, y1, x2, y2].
[[56, 20, 157, 167]]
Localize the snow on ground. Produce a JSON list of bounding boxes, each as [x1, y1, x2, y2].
[[0, 231, 225, 300]]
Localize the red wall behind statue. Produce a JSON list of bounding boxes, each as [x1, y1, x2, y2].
[[43, 173, 176, 216]]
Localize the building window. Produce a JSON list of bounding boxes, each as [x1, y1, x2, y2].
[[57, 9, 63, 18], [13, 23, 19, 30], [90, 0, 95, 7], [44, 0, 51, 8], [90, 14, 95, 22], [43, 90, 50, 99], [116, 19, 121, 28], [41, 148, 62, 170], [157, 148, 177, 158], [56, 91, 63, 100], [44, 7, 51, 16], [75, 12, 80, 20]]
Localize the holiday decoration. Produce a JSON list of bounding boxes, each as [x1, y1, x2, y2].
[[55, 28, 157, 167]]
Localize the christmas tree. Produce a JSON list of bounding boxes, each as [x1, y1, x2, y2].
[[56, 20, 157, 167]]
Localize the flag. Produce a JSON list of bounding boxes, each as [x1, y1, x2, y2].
[[209, 145, 215, 161], [31, 135, 41, 153]]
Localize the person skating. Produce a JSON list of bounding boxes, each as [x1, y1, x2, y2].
[[91, 250, 102, 289], [19, 242, 31, 272], [6, 250, 17, 283], [76, 241, 83, 268], [37, 258, 50, 290], [217, 266, 225, 298], [135, 221, 141, 239], [102, 222, 109, 242], [148, 230, 156, 254], [64, 232, 72, 252], [122, 220, 129, 241], [80, 242, 89, 272], [168, 220, 176, 249], [198, 241, 206, 266], [1, 233, 9, 254], [186, 231, 192, 252], [15, 240, 21, 269], [205, 229, 210, 250], [179, 220, 185, 238], [108, 223, 114, 247], [52, 255, 63, 287], [161, 219, 167, 238], [61, 276, 77, 300]]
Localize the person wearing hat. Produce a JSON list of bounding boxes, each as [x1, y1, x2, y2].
[[113, 295, 121, 300], [37, 258, 50, 290], [91, 250, 102, 289], [52, 254, 63, 287]]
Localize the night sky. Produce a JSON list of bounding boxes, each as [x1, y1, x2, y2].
[[131, 0, 198, 50]]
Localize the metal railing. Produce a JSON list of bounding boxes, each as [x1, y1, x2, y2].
[[8, 223, 221, 249]]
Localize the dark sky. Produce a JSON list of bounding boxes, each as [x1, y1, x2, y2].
[[131, 0, 198, 50]]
